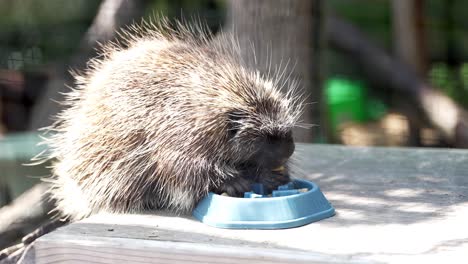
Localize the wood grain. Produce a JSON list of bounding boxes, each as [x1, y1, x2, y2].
[[31, 144, 468, 263]]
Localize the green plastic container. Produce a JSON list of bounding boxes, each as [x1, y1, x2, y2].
[[325, 78, 387, 134]]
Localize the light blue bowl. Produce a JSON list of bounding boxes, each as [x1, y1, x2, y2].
[[192, 179, 335, 229]]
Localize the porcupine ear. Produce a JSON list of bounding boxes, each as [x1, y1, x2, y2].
[[226, 109, 247, 138]]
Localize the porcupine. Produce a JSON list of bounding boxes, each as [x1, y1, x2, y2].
[[36, 19, 306, 225], [53, 18, 305, 222]]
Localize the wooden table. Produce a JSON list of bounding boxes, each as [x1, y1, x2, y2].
[[28, 144, 468, 263]]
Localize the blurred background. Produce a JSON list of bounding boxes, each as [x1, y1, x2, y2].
[[1, 0, 468, 250]]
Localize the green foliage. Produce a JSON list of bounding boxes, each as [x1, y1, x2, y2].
[[328, 0, 392, 48], [0, 0, 225, 70], [330, 0, 468, 110], [0, 0, 100, 69], [429, 63, 468, 107]]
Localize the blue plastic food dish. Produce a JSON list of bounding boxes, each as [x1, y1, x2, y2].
[[192, 179, 335, 229]]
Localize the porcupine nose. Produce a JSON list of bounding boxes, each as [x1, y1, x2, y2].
[[262, 133, 295, 169]]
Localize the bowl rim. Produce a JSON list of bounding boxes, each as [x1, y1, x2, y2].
[[207, 178, 318, 201], [192, 179, 335, 229]]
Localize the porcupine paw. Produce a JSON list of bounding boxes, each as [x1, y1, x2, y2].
[[218, 176, 252, 197], [258, 170, 291, 193]]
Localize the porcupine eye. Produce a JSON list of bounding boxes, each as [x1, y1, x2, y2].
[[226, 110, 245, 138]]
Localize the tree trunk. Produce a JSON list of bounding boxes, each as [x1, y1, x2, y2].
[[224, 0, 325, 142], [391, 0, 428, 146], [391, 0, 427, 76]]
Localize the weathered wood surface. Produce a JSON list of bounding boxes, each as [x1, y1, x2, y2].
[[31, 144, 468, 263]]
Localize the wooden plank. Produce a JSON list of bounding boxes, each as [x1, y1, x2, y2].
[[32, 144, 468, 263], [31, 233, 366, 264]]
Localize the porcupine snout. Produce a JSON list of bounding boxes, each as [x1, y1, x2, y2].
[[258, 132, 295, 170]]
